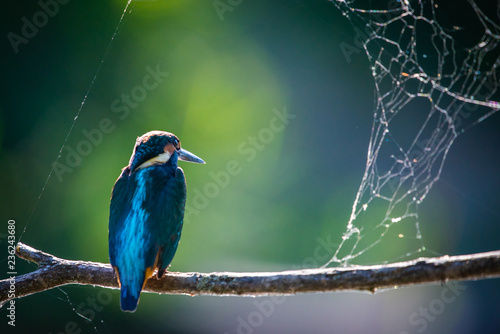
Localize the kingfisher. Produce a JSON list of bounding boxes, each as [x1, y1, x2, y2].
[[108, 130, 204, 312]]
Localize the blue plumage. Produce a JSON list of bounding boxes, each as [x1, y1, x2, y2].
[[108, 131, 204, 312]]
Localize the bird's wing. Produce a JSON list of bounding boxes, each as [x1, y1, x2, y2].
[[109, 167, 160, 312], [110, 168, 160, 270], [108, 169, 132, 268], [150, 166, 187, 276]]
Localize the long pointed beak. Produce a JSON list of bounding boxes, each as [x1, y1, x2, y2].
[[178, 148, 205, 164]]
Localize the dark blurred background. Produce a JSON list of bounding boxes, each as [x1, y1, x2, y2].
[[1, 0, 499, 333]]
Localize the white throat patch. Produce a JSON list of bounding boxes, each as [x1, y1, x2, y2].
[[137, 151, 172, 170]]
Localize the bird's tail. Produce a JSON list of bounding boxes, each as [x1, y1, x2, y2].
[[118, 270, 148, 312], [120, 283, 141, 312]]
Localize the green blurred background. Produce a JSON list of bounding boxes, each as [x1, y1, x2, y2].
[[1, 0, 499, 333]]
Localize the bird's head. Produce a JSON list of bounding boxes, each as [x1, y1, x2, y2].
[[128, 131, 205, 172]]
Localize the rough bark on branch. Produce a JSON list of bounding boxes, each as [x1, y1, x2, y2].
[[1, 243, 500, 306]]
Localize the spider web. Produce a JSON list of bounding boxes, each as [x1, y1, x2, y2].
[[325, 0, 500, 266]]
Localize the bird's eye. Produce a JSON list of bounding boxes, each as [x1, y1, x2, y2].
[[173, 139, 180, 149]]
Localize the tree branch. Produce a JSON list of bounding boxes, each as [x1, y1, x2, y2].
[[1, 243, 500, 306]]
